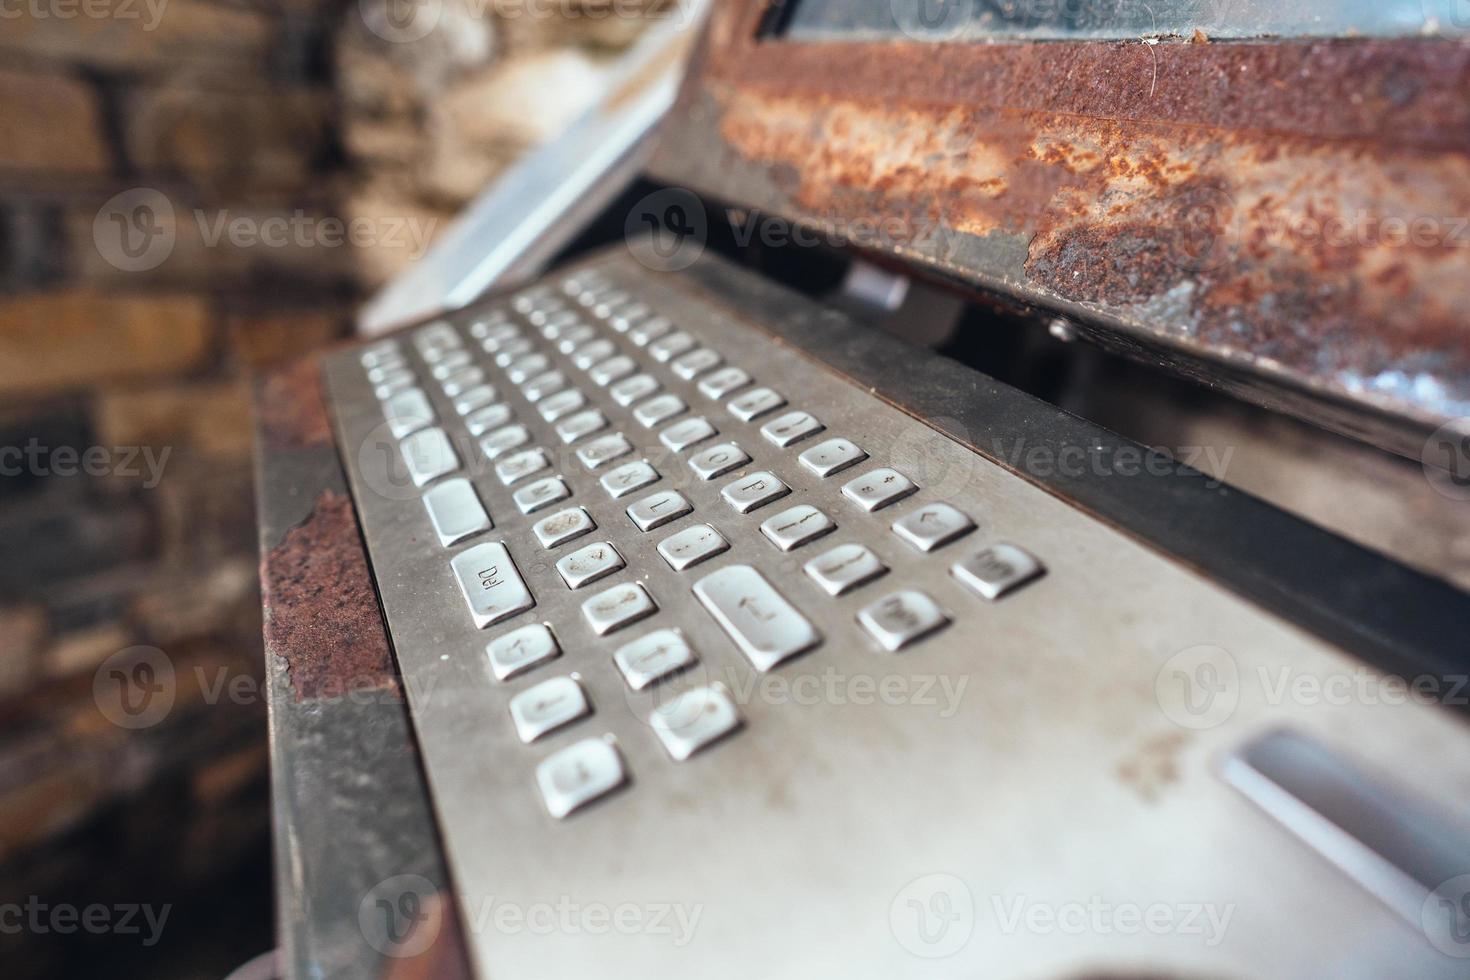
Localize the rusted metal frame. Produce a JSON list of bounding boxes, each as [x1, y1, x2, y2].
[[651, 0, 1470, 459]]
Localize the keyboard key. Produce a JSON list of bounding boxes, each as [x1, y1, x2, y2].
[[698, 366, 752, 400], [798, 438, 868, 478], [487, 623, 561, 682], [478, 324, 521, 351], [469, 317, 514, 342], [556, 542, 626, 590], [442, 368, 487, 399], [556, 409, 609, 444], [514, 476, 571, 514], [729, 387, 787, 422], [493, 339, 534, 366], [374, 371, 416, 400], [590, 355, 637, 387], [608, 304, 650, 332], [533, 507, 596, 549], [536, 737, 626, 819], [689, 442, 750, 481], [629, 317, 673, 346], [627, 490, 693, 532], [554, 324, 597, 351], [610, 373, 660, 407], [721, 471, 790, 514], [480, 424, 531, 459], [657, 523, 729, 571], [614, 629, 697, 690], [600, 460, 660, 499], [510, 676, 590, 743], [649, 684, 742, 761], [496, 448, 551, 486], [660, 416, 717, 452], [582, 582, 657, 635], [522, 370, 567, 402], [804, 543, 888, 596], [538, 388, 586, 422], [858, 590, 950, 651], [694, 565, 820, 672], [384, 388, 434, 438], [507, 354, 551, 385], [649, 331, 697, 363], [429, 350, 472, 379], [401, 428, 460, 486], [360, 342, 401, 369], [451, 542, 535, 629], [365, 359, 407, 383], [759, 504, 836, 551], [464, 403, 513, 436], [892, 503, 976, 552], [453, 384, 498, 415], [633, 394, 686, 428], [572, 339, 617, 370], [577, 433, 634, 471], [952, 544, 1046, 600], [672, 348, 722, 380], [760, 411, 825, 448], [841, 467, 918, 511], [423, 479, 491, 546]]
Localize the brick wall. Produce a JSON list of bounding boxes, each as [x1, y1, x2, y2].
[[0, 1, 662, 973]]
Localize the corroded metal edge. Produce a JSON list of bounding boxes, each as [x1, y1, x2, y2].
[[650, 0, 1470, 457]]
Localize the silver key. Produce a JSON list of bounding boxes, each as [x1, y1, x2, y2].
[[573, 339, 617, 370], [952, 544, 1046, 600], [798, 438, 868, 478], [658, 523, 730, 571], [486, 623, 560, 682], [496, 448, 551, 486], [554, 325, 597, 351], [556, 542, 625, 590], [451, 542, 535, 629], [374, 372, 416, 400], [590, 355, 636, 387], [720, 471, 790, 514], [759, 504, 836, 551], [514, 476, 571, 514], [694, 565, 820, 672], [610, 374, 660, 407], [360, 342, 401, 368], [577, 433, 634, 471], [689, 442, 751, 481], [729, 387, 787, 422], [614, 629, 696, 690], [507, 354, 551, 385], [857, 590, 950, 651], [533, 507, 596, 549], [650, 684, 742, 761], [761, 410, 825, 448], [627, 490, 692, 532], [478, 324, 521, 350], [804, 543, 887, 596], [536, 737, 626, 819], [423, 479, 491, 547], [556, 409, 608, 444], [672, 348, 722, 380], [582, 582, 657, 635], [660, 416, 717, 452], [480, 424, 531, 460], [430, 350, 472, 379], [633, 394, 686, 428], [441, 367, 485, 398], [629, 317, 673, 345], [522, 370, 567, 402], [608, 304, 650, 332], [649, 331, 697, 363], [493, 339, 534, 366], [538, 388, 586, 422], [464, 403, 513, 436], [510, 676, 591, 743], [384, 388, 434, 438], [841, 467, 918, 511], [469, 317, 513, 341], [453, 384, 498, 415], [892, 503, 976, 552], [698, 366, 751, 400], [600, 460, 660, 499], [401, 428, 460, 486], [365, 358, 407, 383]]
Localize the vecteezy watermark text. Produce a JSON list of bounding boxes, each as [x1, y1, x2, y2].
[[0, 0, 168, 30], [0, 897, 170, 947], [0, 439, 170, 489]]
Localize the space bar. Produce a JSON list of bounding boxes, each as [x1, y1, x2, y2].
[[451, 542, 535, 629], [693, 565, 820, 672]]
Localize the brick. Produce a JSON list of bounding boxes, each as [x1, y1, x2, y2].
[[0, 605, 48, 699], [95, 380, 253, 461], [0, 291, 211, 395], [129, 557, 259, 647], [342, 191, 449, 287], [0, 0, 272, 74], [225, 308, 345, 369], [0, 68, 108, 174], [42, 622, 133, 680]]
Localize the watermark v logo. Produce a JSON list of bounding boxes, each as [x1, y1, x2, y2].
[[626, 188, 708, 272], [1155, 645, 1240, 730], [890, 0, 972, 40], [93, 646, 175, 729], [1423, 874, 1470, 958], [1422, 418, 1470, 502], [890, 873, 975, 958], [93, 188, 175, 272], [360, 875, 441, 958], [362, 0, 441, 42], [1423, 0, 1470, 30]]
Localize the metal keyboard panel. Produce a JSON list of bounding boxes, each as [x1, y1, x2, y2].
[[322, 250, 1470, 980]]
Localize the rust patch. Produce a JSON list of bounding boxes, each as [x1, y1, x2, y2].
[[262, 489, 397, 701], [257, 356, 334, 450]]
